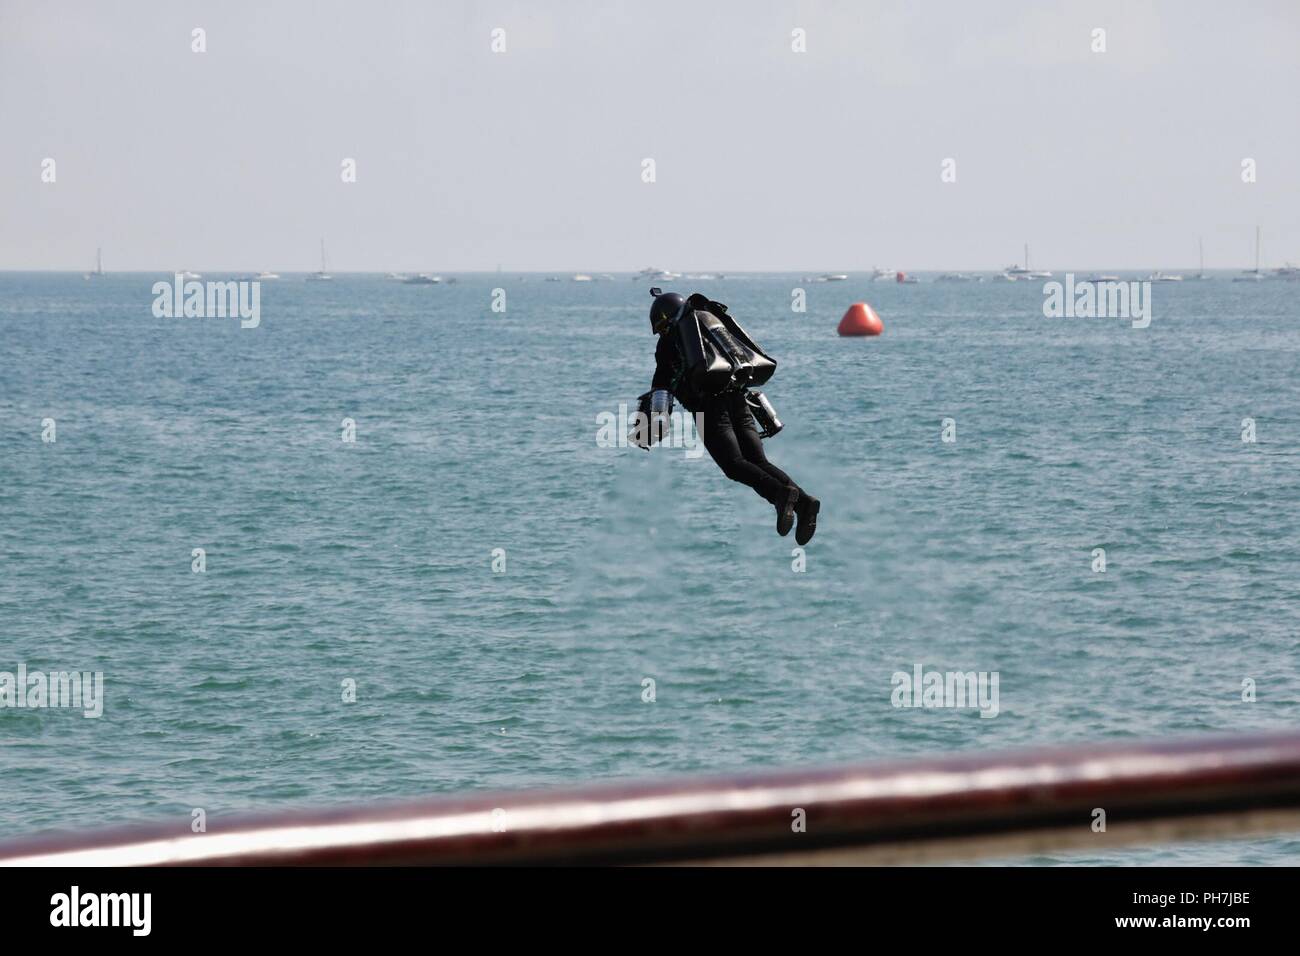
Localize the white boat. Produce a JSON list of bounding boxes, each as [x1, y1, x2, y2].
[[307, 238, 332, 281], [934, 272, 978, 282], [870, 267, 894, 281], [633, 267, 681, 281], [1188, 238, 1211, 280], [1270, 263, 1300, 280], [1233, 226, 1265, 282], [1003, 244, 1051, 280], [572, 274, 593, 282], [819, 273, 848, 282], [1147, 271, 1183, 282], [83, 247, 104, 280], [402, 273, 441, 285], [178, 270, 202, 280], [254, 271, 280, 280]]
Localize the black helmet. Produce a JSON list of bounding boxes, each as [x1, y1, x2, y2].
[[649, 289, 684, 335]]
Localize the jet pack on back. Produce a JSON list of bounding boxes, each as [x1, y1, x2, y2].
[[666, 292, 777, 397]]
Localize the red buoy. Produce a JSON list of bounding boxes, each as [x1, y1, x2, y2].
[[837, 302, 883, 336]]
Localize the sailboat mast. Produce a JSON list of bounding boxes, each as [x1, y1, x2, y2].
[[96, 247, 102, 274]]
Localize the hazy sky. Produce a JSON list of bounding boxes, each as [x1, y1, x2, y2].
[[2, 0, 1297, 271]]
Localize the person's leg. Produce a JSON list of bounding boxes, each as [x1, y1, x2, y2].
[[701, 397, 790, 506], [731, 392, 819, 542], [729, 393, 797, 489]]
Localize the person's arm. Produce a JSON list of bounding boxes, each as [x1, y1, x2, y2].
[[631, 338, 675, 449], [651, 334, 675, 391]]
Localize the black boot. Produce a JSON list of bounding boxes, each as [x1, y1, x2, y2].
[[775, 485, 799, 537], [795, 494, 820, 545]]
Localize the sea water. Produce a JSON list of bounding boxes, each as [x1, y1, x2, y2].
[[1, 272, 1297, 864]]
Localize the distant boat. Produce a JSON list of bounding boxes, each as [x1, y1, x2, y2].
[[633, 267, 681, 281], [1080, 274, 1121, 283], [870, 267, 894, 281], [895, 271, 918, 284], [1233, 226, 1265, 282], [254, 271, 280, 280], [402, 273, 441, 285], [572, 274, 593, 282], [1002, 244, 1051, 280], [178, 270, 202, 280], [1188, 238, 1211, 280], [385, 272, 405, 281], [307, 238, 332, 281], [934, 272, 978, 282], [1270, 263, 1300, 280], [1147, 271, 1183, 282], [83, 247, 105, 280], [544, 276, 561, 282]]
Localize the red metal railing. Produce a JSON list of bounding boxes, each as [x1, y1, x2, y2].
[[3, 731, 1300, 865]]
